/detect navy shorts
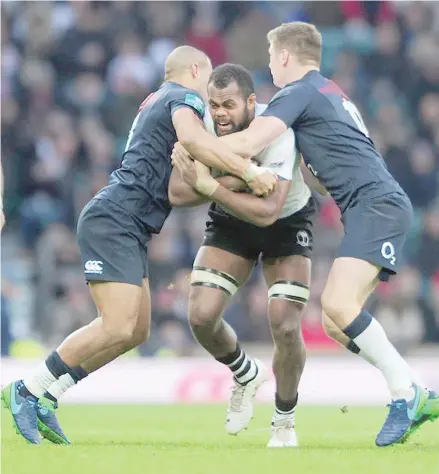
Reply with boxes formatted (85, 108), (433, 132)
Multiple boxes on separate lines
(77, 199), (150, 287)
(203, 197), (316, 261)
(337, 191), (413, 281)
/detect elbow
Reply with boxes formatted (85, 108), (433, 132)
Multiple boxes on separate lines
(168, 189), (185, 207)
(178, 135), (196, 152)
(253, 206), (279, 227)
(256, 214), (277, 227)
(240, 136), (258, 159)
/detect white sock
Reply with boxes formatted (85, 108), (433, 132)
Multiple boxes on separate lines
(47, 374), (76, 401)
(273, 406), (296, 424)
(358, 349), (426, 388)
(23, 362), (57, 398)
(352, 318), (414, 401)
(226, 349), (258, 385)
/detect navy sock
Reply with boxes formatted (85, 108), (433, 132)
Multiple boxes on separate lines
(343, 310), (373, 339)
(45, 351), (72, 379)
(347, 340), (361, 354)
(18, 381), (38, 402)
(44, 391), (58, 403)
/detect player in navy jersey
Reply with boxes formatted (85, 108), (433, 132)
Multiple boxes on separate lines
(1, 46), (277, 445)
(181, 24), (439, 447)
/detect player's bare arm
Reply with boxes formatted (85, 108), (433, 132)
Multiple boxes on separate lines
(172, 109), (276, 197)
(168, 166), (247, 207)
(173, 151), (289, 227)
(218, 115), (288, 159)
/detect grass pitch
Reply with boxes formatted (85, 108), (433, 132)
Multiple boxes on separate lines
(2, 404), (438, 474)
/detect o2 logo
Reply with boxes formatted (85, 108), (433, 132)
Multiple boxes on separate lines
(381, 241), (396, 266)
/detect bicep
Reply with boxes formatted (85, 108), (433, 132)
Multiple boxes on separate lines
(172, 107), (206, 144)
(244, 115), (288, 155)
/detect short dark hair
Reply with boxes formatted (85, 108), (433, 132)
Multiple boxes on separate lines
(208, 63), (255, 99)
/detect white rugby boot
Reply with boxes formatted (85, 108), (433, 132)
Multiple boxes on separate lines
(225, 359), (269, 435)
(267, 416), (298, 448)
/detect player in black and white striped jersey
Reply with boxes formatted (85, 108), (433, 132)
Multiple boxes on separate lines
(170, 64), (324, 447)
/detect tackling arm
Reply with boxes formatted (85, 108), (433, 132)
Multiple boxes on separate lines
(172, 108), (277, 196)
(219, 115), (288, 159)
(168, 167), (248, 207)
(172, 108), (251, 177)
(209, 179), (290, 227)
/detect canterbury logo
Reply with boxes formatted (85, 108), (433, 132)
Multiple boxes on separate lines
(84, 260), (103, 274)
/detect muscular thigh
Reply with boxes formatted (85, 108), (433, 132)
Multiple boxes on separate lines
(190, 246), (254, 316)
(324, 257), (380, 310)
(136, 278), (151, 334)
(89, 281), (143, 326)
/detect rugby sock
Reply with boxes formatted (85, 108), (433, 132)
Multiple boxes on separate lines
(274, 393), (297, 422)
(22, 351), (78, 398)
(343, 310), (414, 401)
(45, 366), (88, 402)
(347, 340), (426, 388)
(216, 345), (258, 385)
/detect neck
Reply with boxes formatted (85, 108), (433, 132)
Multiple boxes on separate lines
(166, 74), (194, 91)
(285, 65), (319, 84)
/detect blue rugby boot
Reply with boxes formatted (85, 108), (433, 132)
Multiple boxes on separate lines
(375, 384), (428, 447)
(404, 390), (439, 441)
(1, 380), (41, 444)
(37, 396), (70, 444)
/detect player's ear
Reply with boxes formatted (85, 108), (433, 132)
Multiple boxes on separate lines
(191, 63), (199, 79)
(247, 93), (256, 110)
(281, 49), (289, 66)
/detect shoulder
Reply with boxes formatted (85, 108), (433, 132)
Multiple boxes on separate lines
(270, 81), (312, 103)
(167, 84), (205, 118)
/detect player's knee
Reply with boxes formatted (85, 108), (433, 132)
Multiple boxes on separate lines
(322, 312), (340, 340)
(131, 324), (150, 346)
(102, 316), (139, 345)
(188, 302), (220, 332)
(320, 289), (343, 320)
(269, 300), (304, 345)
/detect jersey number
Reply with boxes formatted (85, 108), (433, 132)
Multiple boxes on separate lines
(342, 98), (369, 137)
(124, 113), (140, 152)
(124, 93), (156, 152)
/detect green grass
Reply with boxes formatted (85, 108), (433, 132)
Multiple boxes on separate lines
(2, 405), (438, 474)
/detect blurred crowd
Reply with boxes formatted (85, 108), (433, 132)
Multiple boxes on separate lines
(1, 1), (439, 357)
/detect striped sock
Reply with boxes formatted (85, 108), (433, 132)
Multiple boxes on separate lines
(274, 393), (297, 421)
(216, 345), (258, 386)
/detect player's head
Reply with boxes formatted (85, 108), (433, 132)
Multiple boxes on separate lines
(267, 22), (322, 87)
(164, 46), (212, 101)
(207, 63), (256, 136)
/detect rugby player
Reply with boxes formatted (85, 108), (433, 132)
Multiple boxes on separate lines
(178, 24), (439, 447)
(1, 46), (277, 445)
(170, 63), (317, 448)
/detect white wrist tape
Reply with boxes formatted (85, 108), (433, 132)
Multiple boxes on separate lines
(242, 162), (267, 183)
(195, 178), (219, 197)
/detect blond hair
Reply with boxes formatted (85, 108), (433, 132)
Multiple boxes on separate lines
(267, 22), (322, 66)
